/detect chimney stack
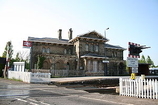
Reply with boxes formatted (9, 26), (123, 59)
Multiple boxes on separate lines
(58, 29), (62, 40)
(68, 28), (73, 40)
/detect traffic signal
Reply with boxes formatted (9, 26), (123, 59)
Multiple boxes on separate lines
(129, 42), (150, 58)
(129, 44), (142, 57)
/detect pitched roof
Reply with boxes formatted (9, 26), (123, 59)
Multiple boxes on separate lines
(105, 43), (126, 50)
(28, 37), (72, 45)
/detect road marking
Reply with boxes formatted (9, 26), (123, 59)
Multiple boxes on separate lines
(15, 98), (50, 105)
(28, 98), (50, 105)
(28, 98), (39, 103)
(40, 101), (50, 105)
(15, 98), (28, 103)
(15, 98), (38, 105)
(80, 96), (134, 105)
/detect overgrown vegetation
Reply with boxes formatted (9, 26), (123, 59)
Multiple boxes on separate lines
(37, 56), (45, 69)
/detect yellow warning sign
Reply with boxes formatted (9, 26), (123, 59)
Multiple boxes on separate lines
(130, 73), (136, 80)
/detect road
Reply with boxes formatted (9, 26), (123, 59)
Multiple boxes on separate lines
(0, 78), (158, 105)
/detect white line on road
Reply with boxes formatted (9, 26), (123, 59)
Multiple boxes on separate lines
(28, 98), (39, 103)
(28, 98), (50, 105)
(15, 98), (50, 105)
(15, 98), (38, 105)
(80, 96), (134, 105)
(15, 98), (28, 103)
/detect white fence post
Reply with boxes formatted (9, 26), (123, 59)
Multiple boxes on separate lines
(155, 80), (158, 99)
(119, 78), (123, 95)
(119, 77), (158, 99)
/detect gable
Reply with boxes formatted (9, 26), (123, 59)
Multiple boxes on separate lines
(69, 31), (108, 43)
(79, 31), (104, 39)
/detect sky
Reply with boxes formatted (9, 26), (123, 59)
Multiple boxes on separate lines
(0, 0), (158, 65)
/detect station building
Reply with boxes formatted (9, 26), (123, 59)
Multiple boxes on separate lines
(28, 29), (126, 76)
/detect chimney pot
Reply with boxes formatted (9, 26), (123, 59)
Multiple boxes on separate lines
(68, 28), (73, 40)
(58, 29), (62, 40)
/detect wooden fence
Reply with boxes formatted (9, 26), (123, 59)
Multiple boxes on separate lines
(119, 78), (158, 99)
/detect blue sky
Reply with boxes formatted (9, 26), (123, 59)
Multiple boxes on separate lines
(0, 0), (158, 65)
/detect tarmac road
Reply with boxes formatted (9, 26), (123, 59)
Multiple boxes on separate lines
(0, 78), (158, 105)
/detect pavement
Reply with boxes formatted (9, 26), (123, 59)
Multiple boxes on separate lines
(49, 76), (127, 85)
(49, 76), (158, 84)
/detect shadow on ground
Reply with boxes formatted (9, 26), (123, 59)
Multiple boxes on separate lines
(59, 84), (119, 95)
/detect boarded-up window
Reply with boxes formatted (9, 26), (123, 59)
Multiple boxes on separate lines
(43, 61), (49, 69)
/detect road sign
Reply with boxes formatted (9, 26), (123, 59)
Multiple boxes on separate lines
(128, 42), (141, 58)
(23, 41), (32, 48)
(102, 60), (109, 63)
(127, 57), (138, 67)
(132, 67), (138, 73)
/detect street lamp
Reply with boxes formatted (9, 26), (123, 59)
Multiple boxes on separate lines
(104, 27), (109, 38)
(104, 27), (109, 76)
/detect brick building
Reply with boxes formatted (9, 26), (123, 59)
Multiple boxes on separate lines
(28, 29), (126, 76)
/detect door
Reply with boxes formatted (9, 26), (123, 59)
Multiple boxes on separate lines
(93, 61), (98, 72)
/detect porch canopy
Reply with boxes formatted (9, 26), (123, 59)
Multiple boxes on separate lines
(81, 53), (106, 59)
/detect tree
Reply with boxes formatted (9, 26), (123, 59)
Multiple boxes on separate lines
(3, 41), (13, 78)
(139, 55), (146, 63)
(2, 41), (13, 59)
(146, 56), (154, 64)
(146, 56), (154, 67)
(15, 52), (21, 61)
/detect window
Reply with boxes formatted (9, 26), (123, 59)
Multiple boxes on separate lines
(90, 44), (93, 52)
(92, 44), (94, 52)
(112, 51), (117, 57)
(42, 47), (50, 54)
(68, 49), (71, 54)
(64, 49), (67, 54)
(112, 51), (114, 57)
(85, 44), (89, 51)
(46, 48), (50, 53)
(115, 52), (117, 57)
(42, 47), (46, 53)
(95, 45), (99, 52)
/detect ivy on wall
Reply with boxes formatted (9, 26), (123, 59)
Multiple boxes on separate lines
(37, 56), (45, 69)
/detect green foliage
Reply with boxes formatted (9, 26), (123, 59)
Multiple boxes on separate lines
(139, 55), (146, 63)
(15, 53), (21, 61)
(2, 41), (13, 59)
(146, 56), (154, 66)
(2, 50), (7, 58)
(138, 55), (155, 67)
(25, 61), (30, 69)
(37, 56), (45, 69)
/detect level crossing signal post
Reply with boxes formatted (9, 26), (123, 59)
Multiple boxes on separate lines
(127, 42), (150, 79)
